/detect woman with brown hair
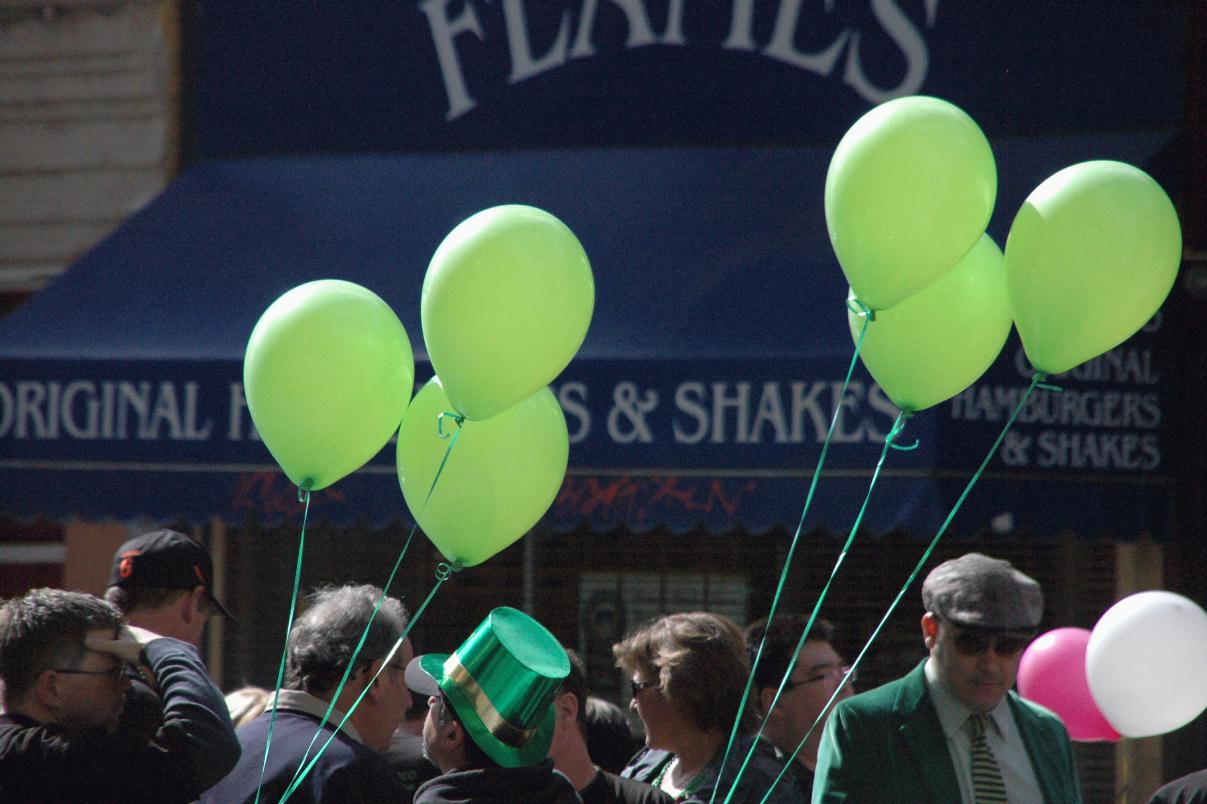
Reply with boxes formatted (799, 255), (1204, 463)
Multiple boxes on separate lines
(615, 612), (803, 804)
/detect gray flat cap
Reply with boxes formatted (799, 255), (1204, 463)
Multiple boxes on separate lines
(921, 553), (1043, 631)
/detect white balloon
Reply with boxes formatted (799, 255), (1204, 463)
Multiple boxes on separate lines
(1086, 591), (1207, 737)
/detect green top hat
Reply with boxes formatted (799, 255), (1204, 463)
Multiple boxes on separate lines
(407, 606), (570, 768)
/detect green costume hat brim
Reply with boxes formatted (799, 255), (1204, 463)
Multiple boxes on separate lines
(417, 652), (557, 768)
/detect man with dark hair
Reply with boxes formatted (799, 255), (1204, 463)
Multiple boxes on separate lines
(742, 615), (854, 798)
(202, 584), (414, 804)
(814, 553), (1082, 802)
(584, 696), (640, 775)
(104, 529), (234, 751)
(549, 647), (670, 803)
(105, 529), (233, 645)
(406, 606), (580, 803)
(0, 587), (239, 803)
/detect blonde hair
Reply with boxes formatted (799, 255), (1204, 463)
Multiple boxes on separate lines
(225, 685), (271, 728)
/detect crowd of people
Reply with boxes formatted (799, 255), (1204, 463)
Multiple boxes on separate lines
(0, 529), (1198, 802)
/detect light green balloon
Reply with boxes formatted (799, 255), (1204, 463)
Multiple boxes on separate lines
(243, 280), (414, 490)
(422, 205), (595, 421)
(1004, 160), (1181, 375)
(397, 378), (569, 568)
(826, 96), (997, 311)
(849, 234), (1011, 412)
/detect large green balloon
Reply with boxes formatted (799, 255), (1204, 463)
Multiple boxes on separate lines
(849, 234), (1011, 412)
(397, 378), (568, 568)
(826, 96), (997, 311)
(1004, 161), (1181, 375)
(422, 205), (595, 421)
(243, 280), (414, 490)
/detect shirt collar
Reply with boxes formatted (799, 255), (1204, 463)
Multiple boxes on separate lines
(271, 689), (363, 743)
(923, 658), (1010, 738)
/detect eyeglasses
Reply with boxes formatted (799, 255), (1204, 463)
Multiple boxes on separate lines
(945, 625), (1033, 658)
(782, 663), (857, 693)
(630, 679), (660, 698)
(52, 663), (128, 680)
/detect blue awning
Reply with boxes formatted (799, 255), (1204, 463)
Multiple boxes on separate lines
(0, 136), (1178, 537)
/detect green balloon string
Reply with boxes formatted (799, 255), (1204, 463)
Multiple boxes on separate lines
(708, 308), (874, 804)
(756, 372), (1049, 804)
(279, 561), (461, 803)
(253, 481), (312, 804)
(721, 407), (911, 804)
(277, 415), (465, 800)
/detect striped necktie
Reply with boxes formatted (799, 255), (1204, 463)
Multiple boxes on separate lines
(969, 713), (1008, 803)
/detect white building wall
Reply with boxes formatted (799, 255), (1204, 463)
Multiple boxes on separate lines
(0, 1), (174, 294)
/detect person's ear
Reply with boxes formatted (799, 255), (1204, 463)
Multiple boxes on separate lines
(758, 686), (779, 720)
(34, 669), (63, 711)
(921, 613), (939, 649)
(362, 658), (387, 701)
(554, 691), (578, 725)
(443, 716), (468, 753)
(179, 586), (207, 624)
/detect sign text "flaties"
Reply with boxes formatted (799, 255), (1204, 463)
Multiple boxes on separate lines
(419, 0), (941, 119)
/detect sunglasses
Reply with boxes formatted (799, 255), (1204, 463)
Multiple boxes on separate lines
(630, 679), (660, 697)
(945, 625), (1033, 658)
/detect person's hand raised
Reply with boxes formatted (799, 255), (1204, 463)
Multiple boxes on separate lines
(84, 625), (163, 666)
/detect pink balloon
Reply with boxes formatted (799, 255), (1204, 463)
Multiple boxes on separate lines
(1017, 627), (1121, 742)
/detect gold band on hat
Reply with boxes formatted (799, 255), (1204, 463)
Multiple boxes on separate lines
(445, 657), (536, 748)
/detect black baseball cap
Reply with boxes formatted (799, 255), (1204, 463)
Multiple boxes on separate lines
(108, 529), (233, 618)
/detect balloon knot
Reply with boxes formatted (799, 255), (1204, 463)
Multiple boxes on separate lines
(298, 480), (313, 501)
(434, 560), (464, 581)
(437, 411), (466, 439)
(845, 297), (875, 321)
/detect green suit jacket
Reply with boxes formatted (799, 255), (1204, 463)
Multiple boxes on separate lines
(812, 661), (1081, 803)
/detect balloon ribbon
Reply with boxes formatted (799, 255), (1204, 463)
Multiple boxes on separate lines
(709, 302), (874, 804)
(721, 407), (911, 804)
(755, 372), (1051, 803)
(272, 413), (465, 801)
(253, 481), (312, 804)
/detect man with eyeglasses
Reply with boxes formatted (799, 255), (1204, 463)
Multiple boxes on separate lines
(202, 584), (413, 803)
(743, 616), (855, 799)
(813, 553), (1082, 803)
(0, 587), (239, 803)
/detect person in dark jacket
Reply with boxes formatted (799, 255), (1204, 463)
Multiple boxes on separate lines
(104, 529), (234, 756)
(0, 587), (239, 803)
(614, 611), (802, 803)
(406, 606), (581, 803)
(1150, 768), (1207, 803)
(742, 615), (855, 799)
(202, 584), (414, 804)
(549, 648), (671, 803)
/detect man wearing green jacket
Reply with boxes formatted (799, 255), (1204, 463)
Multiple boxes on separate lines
(813, 553), (1081, 803)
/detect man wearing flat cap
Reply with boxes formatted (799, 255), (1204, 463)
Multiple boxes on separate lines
(813, 553), (1081, 803)
(406, 606), (581, 803)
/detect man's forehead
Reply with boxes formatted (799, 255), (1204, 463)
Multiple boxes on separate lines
(793, 640), (842, 670)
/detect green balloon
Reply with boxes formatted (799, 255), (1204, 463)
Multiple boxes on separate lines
(850, 234), (1011, 412)
(243, 280), (414, 490)
(397, 378), (568, 568)
(1004, 161), (1181, 375)
(826, 96), (997, 311)
(422, 205), (595, 421)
